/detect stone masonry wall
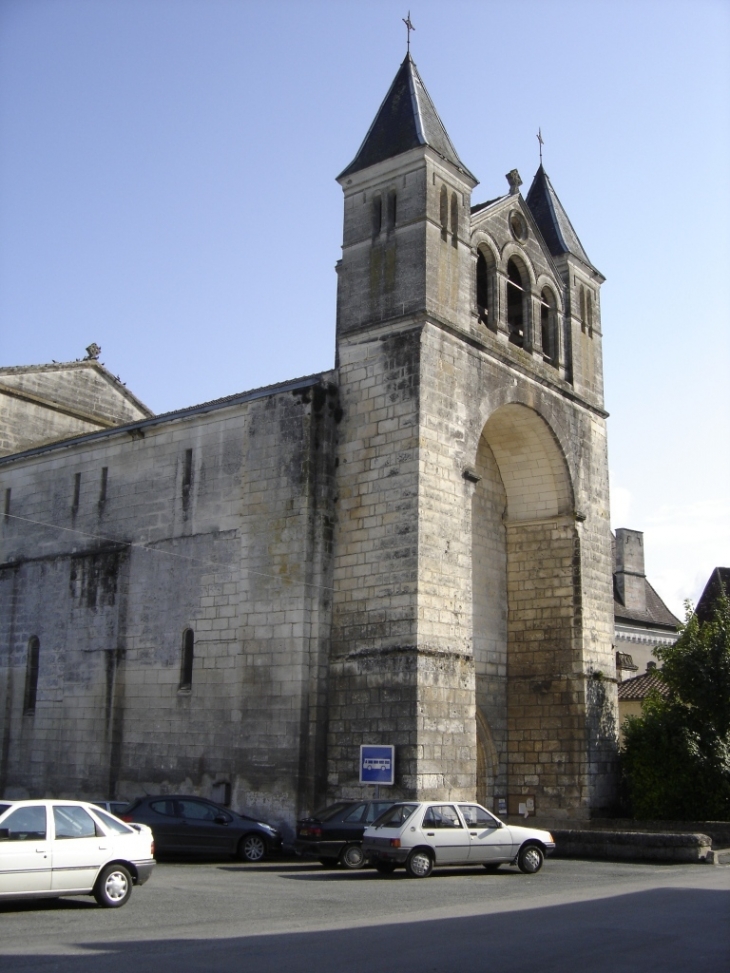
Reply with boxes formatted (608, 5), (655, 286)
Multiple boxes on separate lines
(418, 317), (616, 820)
(0, 376), (338, 833)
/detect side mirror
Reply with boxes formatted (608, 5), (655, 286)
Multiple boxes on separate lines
(215, 815), (228, 825)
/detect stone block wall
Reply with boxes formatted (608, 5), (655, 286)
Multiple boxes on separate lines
(0, 375), (338, 831)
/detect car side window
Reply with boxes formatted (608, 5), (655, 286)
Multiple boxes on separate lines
(365, 802), (394, 823)
(150, 800), (178, 817)
(373, 804), (417, 828)
(460, 805), (498, 828)
(53, 806), (98, 839)
(423, 805), (462, 829)
(179, 800), (221, 821)
(0, 805), (47, 840)
(342, 804), (367, 823)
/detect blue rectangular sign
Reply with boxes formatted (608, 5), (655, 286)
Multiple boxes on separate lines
(360, 745), (394, 785)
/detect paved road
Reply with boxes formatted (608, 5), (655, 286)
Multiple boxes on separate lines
(1, 857), (728, 972)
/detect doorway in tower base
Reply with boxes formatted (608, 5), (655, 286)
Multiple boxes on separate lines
(472, 403), (584, 815)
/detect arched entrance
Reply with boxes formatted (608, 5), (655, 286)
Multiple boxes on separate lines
(472, 403), (578, 815)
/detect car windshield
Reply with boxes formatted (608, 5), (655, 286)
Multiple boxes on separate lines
(311, 802), (352, 822)
(372, 804), (418, 828)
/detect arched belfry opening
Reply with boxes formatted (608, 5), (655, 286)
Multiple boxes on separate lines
(472, 404), (580, 814)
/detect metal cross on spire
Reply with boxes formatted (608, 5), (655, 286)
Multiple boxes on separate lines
(537, 128), (544, 164)
(403, 11), (415, 52)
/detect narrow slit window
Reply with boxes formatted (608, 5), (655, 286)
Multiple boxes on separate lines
(182, 449), (193, 493)
(180, 629), (194, 690)
(450, 192), (458, 246)
(440, 186), (448, 239)
(587, 291), (594, 338)
(24, 637), (40, 713)
(72, 473), (81, 514)
(372, 195), (382, 236)
(387, 190), (397, 228)
(99, 467), (108, 504)
(3, 487), (10, 522)
(580, 286), (586, 333)
(507, 259), (526, 348)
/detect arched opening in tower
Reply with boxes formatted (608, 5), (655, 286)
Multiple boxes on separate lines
(471, 403), (580, 816)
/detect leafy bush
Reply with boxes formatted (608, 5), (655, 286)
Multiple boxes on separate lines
(621, 595), (730, 820)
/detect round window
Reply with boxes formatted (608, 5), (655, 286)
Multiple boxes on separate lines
(509, 210), (528, 241)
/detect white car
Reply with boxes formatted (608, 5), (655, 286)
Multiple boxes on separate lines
(0, 799), (155, 907)
(362, 801), (555, 878)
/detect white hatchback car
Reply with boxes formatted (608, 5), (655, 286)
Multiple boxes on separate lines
(0, 799), (155, 907)
(362, 801), (555, 878)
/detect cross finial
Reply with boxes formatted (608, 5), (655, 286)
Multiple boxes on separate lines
(537, 128), (544, 164)
(403, 11), (415, 53)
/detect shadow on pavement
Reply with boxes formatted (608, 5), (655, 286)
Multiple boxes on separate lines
(2, 886), (729, 973)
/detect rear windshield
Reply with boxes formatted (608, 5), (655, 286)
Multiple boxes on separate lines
(311, 802), (352, 822)
(91, 807), (134, 835)
(372, 804), (418, 828)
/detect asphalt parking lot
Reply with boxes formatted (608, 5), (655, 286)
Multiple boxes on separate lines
(1, 857), (728, 973)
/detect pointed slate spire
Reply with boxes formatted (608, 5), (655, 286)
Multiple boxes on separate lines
(338, 54), (475, 181)
(526, 165), (594, 269)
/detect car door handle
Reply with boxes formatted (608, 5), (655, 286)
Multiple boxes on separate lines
(470, 832), (478, 836)
(426, 832), (435, 836)
(98, 845), (108, 850)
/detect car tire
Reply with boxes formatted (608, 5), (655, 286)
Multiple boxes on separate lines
(339, 844), (366, 870)
(93, 864), (133, 908)
(405, 849), (433, 879)
(375, 862), (397, 875)
(517, 844), (544, 874)
(238, 834), (267, 863)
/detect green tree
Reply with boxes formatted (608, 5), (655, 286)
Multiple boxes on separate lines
(621, 595), (730, 820)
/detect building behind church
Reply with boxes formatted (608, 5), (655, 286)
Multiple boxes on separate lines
(2, 54), (630, 832)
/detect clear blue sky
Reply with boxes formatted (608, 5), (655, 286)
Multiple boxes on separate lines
(1, 0), (728, 615)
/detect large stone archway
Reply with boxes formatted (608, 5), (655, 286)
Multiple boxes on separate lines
(472, 403), (583, 817)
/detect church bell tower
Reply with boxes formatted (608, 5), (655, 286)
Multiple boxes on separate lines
(327, 52), (617, 821)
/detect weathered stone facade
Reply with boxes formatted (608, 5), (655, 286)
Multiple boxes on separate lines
(0, 54), (618, 832)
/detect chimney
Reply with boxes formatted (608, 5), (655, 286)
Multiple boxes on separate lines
(615, 528), (646, 613)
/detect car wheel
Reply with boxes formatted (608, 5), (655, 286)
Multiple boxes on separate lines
(517, 844), (544, 874)
(93, 864), (133, 908)
(239, 834), (267, 863)
(340, 844), (366, 870)
(405, 849), (433, 879)
(375, 862), (397, 875)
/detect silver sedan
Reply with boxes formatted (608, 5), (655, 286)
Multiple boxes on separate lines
(362, 801), (555, 878)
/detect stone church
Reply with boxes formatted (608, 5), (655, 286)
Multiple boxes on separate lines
(0, 54), (618, 832)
